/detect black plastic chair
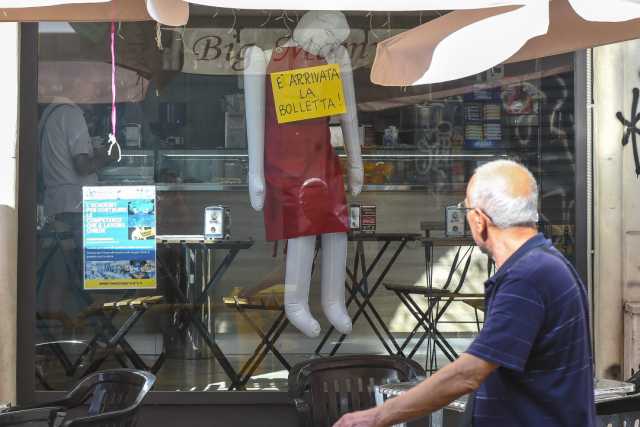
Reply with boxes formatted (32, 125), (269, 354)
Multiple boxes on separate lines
(288, 355), (426, 427)
(18, 369), (155, 427)
(596, 393), (640, 427)
(0, 407), (65, 427)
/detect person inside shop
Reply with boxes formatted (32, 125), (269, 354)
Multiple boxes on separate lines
(333, 159), (595, 427)
(38, 77), (117, 313)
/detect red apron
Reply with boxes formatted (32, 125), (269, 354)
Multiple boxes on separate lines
(263, 46), (349, 242)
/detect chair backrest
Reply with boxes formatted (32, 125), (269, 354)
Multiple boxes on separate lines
(0, 407), (64, 427)
(289, 355), (425, 427)
(60, 369), (155, 427)
(596, 393), (640, 427)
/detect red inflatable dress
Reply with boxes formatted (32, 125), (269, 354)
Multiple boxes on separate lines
(263, 46), (349, 242)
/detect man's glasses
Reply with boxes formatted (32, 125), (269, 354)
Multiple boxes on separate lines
(454, 201), (494, 223)
(454, 201), (475, 213)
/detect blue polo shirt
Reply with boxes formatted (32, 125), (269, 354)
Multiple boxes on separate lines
(466, 233), (595, 426)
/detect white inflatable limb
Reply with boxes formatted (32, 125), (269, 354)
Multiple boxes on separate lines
(320, 232), (352, 335)
(243, 45), (267, 211)
(332, 45), (364, 197)
(284, 235), (321, 338)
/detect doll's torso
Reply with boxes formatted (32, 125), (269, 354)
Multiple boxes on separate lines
(262, 46), (349, 241)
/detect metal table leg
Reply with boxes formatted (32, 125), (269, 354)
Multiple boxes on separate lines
(234, 309), (290, 389)
(314, 241), (392, 355)
(157, 246), (243, 385)
(82, 308), (150, 375)
(321, 239), (411, 356)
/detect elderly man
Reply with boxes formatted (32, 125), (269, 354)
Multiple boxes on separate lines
(334, 160), (595, 427)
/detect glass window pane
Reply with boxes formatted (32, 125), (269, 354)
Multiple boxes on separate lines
(34, 11), (578, 392)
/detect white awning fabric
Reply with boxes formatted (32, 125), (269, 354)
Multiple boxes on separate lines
(371, 0), (640, 86)
(5, 0), (640, 24)
(4, 0), (640, 85)
(0, 0), (149, 22)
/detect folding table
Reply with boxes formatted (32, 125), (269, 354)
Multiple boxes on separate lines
(156, 235), (254, 387)
(36, 228), (153, 385)
(385, 237), (491, 373)
(222, 289), (290, 389)
(314, 232), (423, 357)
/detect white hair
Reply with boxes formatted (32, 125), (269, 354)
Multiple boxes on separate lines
(468, 160), (539, 229)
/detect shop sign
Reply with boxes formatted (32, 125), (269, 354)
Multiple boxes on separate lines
(180, 28), (401, 75)
(270, 63), (347, 123)
(82, 186), (157, 290)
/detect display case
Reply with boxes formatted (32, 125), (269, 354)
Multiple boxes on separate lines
(155, 150), (249, 191)
(99, 148), (508, 192)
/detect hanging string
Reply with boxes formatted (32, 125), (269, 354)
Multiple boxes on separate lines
(211, 7), (220, 22)
(382, 12), (391, 35)
(155, 22), (163, 50)
(274, 10), (294, 37)
(108, 21), (121, 162)
(258, 10), (272, 27)
(227, 8), (238, 35)
(367, 12), (379, 41)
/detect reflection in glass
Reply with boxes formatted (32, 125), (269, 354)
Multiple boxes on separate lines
(34, 12), (578, 392)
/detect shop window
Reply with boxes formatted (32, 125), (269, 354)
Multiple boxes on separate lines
(34, 12), (577, 392)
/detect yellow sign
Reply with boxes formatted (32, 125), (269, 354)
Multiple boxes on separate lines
(270, 63), (347, 124)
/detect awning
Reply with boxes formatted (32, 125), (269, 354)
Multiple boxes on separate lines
(5, 0), (640, 24)
(4, 0), (640, 87)
(0, 0), (150, 22)
(0, 0), (530, 24)
(372, 0), (640, 86)
(38, 21), (180, 90)
(39, 61), (149, 103)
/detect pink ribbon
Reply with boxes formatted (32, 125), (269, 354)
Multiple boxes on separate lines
(107, 21), (121, 162)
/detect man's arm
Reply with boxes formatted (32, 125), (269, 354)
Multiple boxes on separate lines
(72, 146), (116, 176)
(333, 353), (497, 427)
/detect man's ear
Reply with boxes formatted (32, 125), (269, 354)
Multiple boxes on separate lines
(476, 210), (492, 241)
(469, 209), (489, 240)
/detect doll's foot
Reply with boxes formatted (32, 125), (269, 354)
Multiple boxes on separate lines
(324, 305), (353, 335)
(285, 304), (321, 338)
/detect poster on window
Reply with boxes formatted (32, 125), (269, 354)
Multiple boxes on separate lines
(83, 186), (157, 290)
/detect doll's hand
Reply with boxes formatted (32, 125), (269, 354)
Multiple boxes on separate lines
(348, 165), (364, 196)
(249, 172), (266, 211)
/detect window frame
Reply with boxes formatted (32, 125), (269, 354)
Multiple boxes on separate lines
(16, 22), (592, 404)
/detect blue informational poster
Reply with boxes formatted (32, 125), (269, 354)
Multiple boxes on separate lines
(83, 186), (157, 290)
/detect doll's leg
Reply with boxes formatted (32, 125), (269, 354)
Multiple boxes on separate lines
(320, 232), (352, 335)
(285, 235), (321, 337)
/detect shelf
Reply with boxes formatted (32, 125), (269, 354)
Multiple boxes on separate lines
(155, 183), (467, 193)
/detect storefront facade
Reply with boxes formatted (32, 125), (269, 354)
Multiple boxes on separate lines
(0, 7), (596, 425)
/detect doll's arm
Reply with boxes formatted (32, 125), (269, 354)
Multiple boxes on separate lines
(334, 46), (364, 196)
(243, 46), (268, 210)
